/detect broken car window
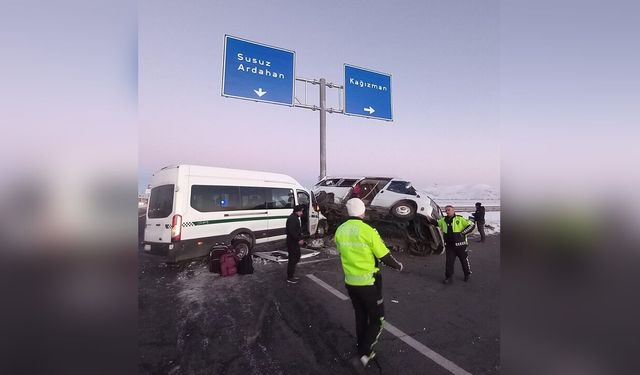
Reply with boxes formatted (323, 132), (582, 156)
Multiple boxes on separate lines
(386, 181), (417, 196)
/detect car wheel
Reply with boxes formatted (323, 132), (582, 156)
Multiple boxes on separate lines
(391, 201), (416, 220)
(231, 238), (251, 260)
(409, 242), (429, 256)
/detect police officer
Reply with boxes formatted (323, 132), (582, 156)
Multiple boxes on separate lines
(335, 198), (403, 374)
(438, 205), (475, 284)
(285, 204), (305, 284)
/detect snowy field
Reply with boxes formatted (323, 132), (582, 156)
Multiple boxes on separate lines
(418, 183), (499, 200)
(481, 211), (501, 235)
(417, 183), (501, 234)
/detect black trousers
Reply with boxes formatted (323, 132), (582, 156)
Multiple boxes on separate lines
(477, 221), (486, 241)
(346, 274), (385, 357)
(287, 244), (300, 279)
(445, 245), (471, 278)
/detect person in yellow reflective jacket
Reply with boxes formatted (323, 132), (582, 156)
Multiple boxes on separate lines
(437, 205), (476, 284)
(335, 198), (403, 374)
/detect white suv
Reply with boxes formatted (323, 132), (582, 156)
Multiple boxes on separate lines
(312, 176), (444, 255)
(312, 176), (442, 222)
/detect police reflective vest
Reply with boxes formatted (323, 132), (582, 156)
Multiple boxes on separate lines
(437, 215), (475, 247)
(335, 219), (390, 286)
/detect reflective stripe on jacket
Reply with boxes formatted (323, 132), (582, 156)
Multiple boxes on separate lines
(437, 215), (475, 247)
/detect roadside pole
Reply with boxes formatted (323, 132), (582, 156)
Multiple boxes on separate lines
(293, 76), (343, 181)
(319, 78), (327, 180)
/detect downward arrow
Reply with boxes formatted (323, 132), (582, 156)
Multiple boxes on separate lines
(254, 88), (267, 97)
(364, 106), (375, 114)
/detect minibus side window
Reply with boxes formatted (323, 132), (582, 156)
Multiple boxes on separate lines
(191, 185), (240, 212)
(267, 188), (294, 209)
(240, 187), (267, 210)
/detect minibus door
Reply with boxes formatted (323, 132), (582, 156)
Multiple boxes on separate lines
(296, 190), (319, 236)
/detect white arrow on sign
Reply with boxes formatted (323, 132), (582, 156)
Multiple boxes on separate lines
(364, 106), (375, 114)
(254, 88), (267, 97)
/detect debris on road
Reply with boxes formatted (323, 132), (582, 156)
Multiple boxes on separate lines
(306, 238), (326, 249)
(253, 248), (320, 263)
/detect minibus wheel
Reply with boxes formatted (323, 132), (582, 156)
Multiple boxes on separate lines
(231, 238), (251, 260)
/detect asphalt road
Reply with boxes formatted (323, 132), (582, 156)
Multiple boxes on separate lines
(139, 233), (500, 374)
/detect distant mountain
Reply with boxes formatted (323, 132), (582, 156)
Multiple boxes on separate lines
(417, 183), (500, 200)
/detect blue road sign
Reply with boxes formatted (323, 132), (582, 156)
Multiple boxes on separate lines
(344, 64), (392, 121)
(222, 35), (295, 106)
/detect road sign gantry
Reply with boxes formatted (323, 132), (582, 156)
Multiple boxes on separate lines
(221, 35), (394, 179)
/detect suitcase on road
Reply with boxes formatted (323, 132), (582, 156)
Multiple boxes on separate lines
(209, 246), (231, 274)
(237, 252), (254, 275)
(220, 253), (237, 276)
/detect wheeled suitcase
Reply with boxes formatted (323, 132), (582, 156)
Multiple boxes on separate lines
(209, 246), (230, 274)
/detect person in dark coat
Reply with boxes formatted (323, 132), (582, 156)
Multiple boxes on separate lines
(285, 204), (306, 283)
(472, 202), (486, 242)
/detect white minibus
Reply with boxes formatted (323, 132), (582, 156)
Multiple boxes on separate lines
(143, 165), (323, 262)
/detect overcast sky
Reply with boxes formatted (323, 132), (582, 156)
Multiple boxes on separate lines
(139, 0), (500, 191)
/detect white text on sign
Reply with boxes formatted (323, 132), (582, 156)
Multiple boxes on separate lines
(236, 53), (286, 79)
(349, 78), (388, 91)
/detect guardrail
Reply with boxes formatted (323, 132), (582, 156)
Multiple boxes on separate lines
(443, 206), (500, 213)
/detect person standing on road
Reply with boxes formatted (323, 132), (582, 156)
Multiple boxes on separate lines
(472, 202), (486, 242)
(285, 204), (306, 284)
(335, 198), (403, 374)
(438, 205), (475, 284)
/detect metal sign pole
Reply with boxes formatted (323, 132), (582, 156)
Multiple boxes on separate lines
(319, 78), (327, 180)
(293, 77), (344, 181)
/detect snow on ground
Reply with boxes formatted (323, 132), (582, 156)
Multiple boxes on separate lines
(417, 183), (500, 207)
(417, 183), (501, 234)
(483, 211), (501, 235)
(418, 183), (500, 200)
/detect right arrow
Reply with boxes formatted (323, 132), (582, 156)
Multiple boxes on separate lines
(364, 106), (375, 114)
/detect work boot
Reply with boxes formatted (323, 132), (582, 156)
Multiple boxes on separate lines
(443, 277), (453, 285)
(464, 274), (470, 282)
(348, 356), (367, 375)
(287, 277), (299, 284)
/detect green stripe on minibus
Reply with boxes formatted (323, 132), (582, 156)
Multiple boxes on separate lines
(187, 215), (290, 227)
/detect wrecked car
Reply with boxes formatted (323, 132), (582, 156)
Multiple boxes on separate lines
(312, 176), (445, 256)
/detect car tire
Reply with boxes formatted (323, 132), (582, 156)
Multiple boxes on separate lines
(231, 237), (251, 260)
(409, 242), (429, 256)
(391, 201), (416, 220)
